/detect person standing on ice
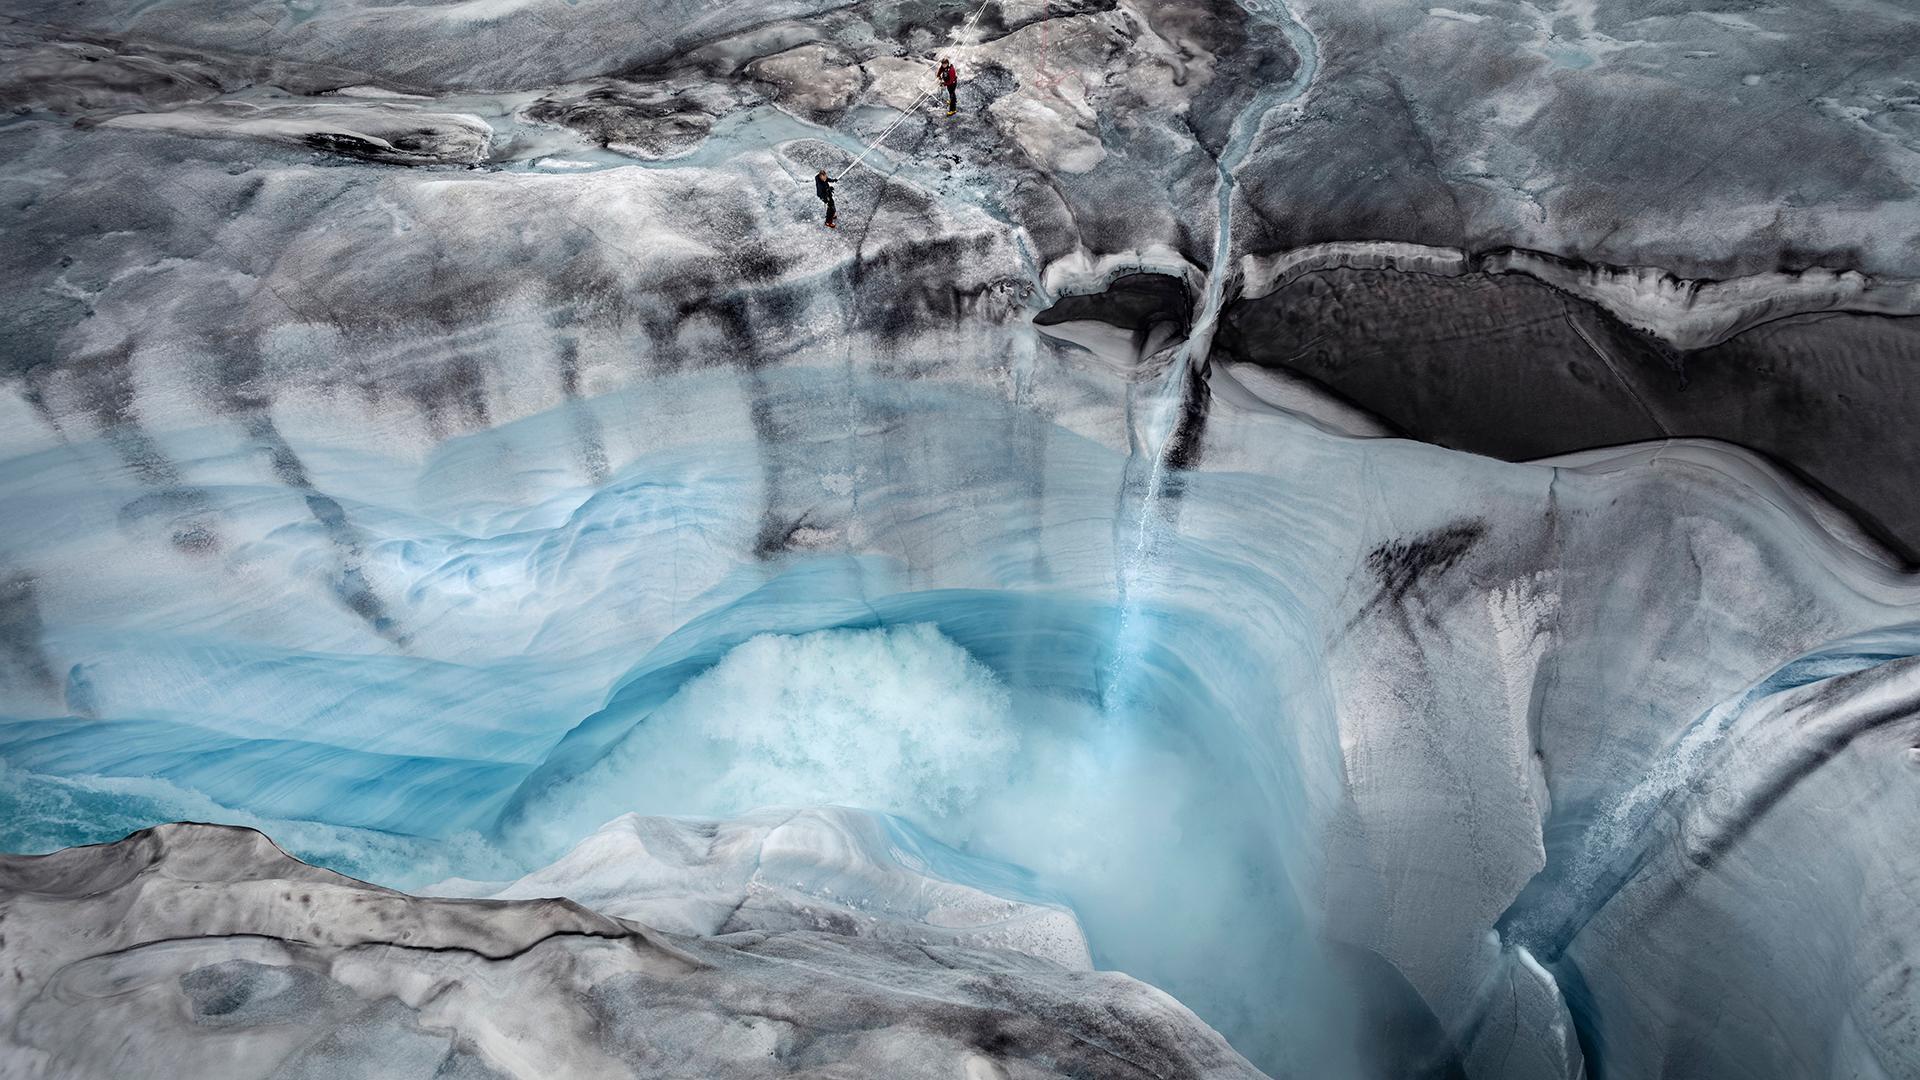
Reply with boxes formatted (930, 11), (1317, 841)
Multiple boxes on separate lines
(815, 169), (837, 228)
(937, 58), (959, 115)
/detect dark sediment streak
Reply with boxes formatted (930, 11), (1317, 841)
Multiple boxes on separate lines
(1218, 266), (1920, 564)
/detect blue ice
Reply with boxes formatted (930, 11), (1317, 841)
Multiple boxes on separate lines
(0, 364), (1377, 1074)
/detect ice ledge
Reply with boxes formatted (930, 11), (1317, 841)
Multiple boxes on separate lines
(421, 806), (1096, 970)
(0, 822), (1258, 1080)
(100, 102), (494, 165)
(1239, 242), (1920, 351)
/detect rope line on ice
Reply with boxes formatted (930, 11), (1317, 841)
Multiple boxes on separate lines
(834, 0), (995, 181)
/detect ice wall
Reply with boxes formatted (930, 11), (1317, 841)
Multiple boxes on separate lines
(6, 328), (1918, 1075)
(0, 354), (1363, 1072)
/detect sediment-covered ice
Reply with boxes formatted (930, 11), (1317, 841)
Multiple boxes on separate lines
(3, 0), (1920, 1075)
(102, 101), (495, 165)
(0, 823), (1253, 1079)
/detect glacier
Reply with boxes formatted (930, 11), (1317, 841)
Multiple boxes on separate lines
(3, 0), (1920, 1076)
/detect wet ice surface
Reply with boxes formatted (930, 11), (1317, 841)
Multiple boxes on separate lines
(3, 0), (1920, 1076)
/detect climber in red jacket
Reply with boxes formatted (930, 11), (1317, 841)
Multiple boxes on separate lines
(937, 58), (959, 115)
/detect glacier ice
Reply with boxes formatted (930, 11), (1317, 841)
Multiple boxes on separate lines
(7, 337), (1917, 1077)
(0, 823), (1261, 1079)
(3, 0), (1920, 1075)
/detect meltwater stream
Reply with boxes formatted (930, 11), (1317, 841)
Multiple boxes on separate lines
(499, 588), (1346, 1073)
(1107, 0), (1319, 707)
(0, 356), (1395, 1077)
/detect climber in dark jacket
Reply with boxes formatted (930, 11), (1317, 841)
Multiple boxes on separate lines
(938, 58), (958, 115)
(815, 169), (836, 228)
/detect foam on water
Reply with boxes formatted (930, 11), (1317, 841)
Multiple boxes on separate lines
(504, 601), (1349, 1075)
(572, 623), (1020, 819)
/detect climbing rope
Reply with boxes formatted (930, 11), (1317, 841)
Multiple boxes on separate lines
(833, 0), (995, 180)
(835, 88), (935, 180)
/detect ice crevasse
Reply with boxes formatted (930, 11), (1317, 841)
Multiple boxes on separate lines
(4, 329), (1919, 1076)
(2, 0), (1920, 1072)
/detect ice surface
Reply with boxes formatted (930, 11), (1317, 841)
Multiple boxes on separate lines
(3, 0), (1920, 1075)
(0, 823), (1260, 1079)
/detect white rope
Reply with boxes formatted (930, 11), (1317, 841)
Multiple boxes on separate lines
(954, 0), (995, 38)
(835, 87), (935, 180)
(833, 0), (994, 181)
